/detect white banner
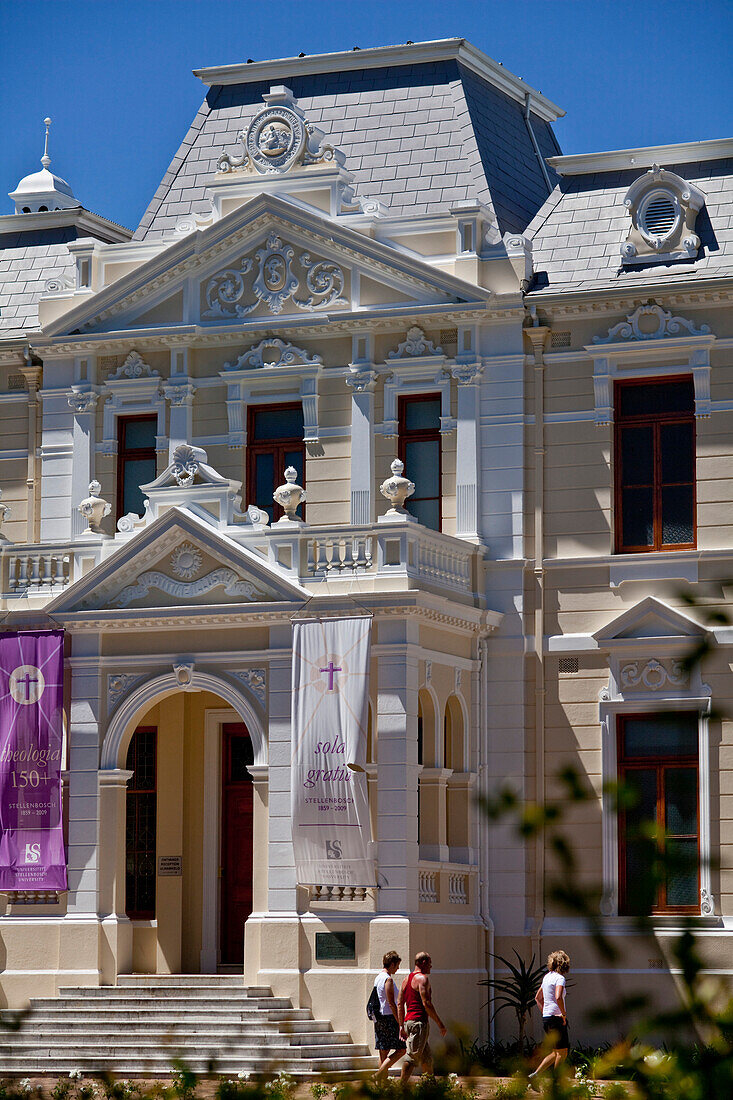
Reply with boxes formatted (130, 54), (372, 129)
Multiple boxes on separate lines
(291, 617), (376, 886)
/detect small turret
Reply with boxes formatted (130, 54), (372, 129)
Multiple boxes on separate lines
(8, 118), (81, 214)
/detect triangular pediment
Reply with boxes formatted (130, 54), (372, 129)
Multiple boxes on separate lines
(44, 194), (487, 338)
(593, 597), (706, 644)
(45, 507), (309, 618)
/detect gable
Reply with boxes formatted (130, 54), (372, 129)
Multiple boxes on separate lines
(44, 195), (487, 338)
(593, 596), (705, 644)
(45, 506), (308, 618)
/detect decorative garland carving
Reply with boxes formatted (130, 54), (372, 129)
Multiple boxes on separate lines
(107, 673), (146, 714)
(111, 567), (268, 609)
(619, 658), (689, 691)
(593, 302), (711, 344)
(204, 234), (347, 319)
(223, 338), (322, 372)
(388, 327), (443, 359)
(229, 668), (267, 707)
(107, 351), (159, 380)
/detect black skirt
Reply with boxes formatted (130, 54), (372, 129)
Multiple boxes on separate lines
(374, 1011), (406, 1051)
(543, 1016), (569, 1049)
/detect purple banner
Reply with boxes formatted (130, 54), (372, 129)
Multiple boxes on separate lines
(0, 631), (66, 890)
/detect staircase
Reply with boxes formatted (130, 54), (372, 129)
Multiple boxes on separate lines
(0, 976), (377, 1077)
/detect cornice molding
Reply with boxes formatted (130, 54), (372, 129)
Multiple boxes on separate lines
(547, 137), (733, 176)
(528, 285), (733, 321)
(193, 39), (565, 123)
(0, 207), (131, 242)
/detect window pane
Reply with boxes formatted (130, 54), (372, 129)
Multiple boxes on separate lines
(229, 735), (254, 781)
(123, 458), (156, 517)
(624, 767), (658, 826)
(409, 498), (440, 530)
(621, 486), (653, 547)
(625, 838), (657, 914)
(404, 398), (441, 431)
(284, 449), (304, 482)
(618, 379), (694, 417)
(661, 422), (694, 483)
(621, 425), (653, 485)
(665, 838), (698, 906)
(123, 418), (157, 450)
(665, 767), (697, 835)
(622, 713), (698, 758)
(254, 452), (275, 520)
(661, 485), (694, 545)
(252, 406), (303, 441)
(405, 439), (440, 496)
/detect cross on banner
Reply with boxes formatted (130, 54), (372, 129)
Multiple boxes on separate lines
(18, 672), (39, 702)
(319, 660), (342, 691)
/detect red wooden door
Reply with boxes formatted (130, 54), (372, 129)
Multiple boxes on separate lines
(220, 723), (254, 966)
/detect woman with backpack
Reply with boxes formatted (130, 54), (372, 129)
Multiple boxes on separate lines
(369, 950), (406, 1079)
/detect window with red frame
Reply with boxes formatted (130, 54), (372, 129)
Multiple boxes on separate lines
(615, 377), (695, 553)
(618, 712), (699, 915)
(246, 403), (305, 524)
(398, 394), (441, 531)
(117, 415), (157, 521)
(125, 726), (157, 920)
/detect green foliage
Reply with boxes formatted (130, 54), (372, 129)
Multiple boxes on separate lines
(309, 1086), (329, 1100)
(478, 951), (545, 1047)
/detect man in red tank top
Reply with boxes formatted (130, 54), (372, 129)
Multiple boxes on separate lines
(397, 951), (447, 1080)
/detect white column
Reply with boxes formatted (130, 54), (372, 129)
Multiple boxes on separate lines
(39, 358), (75, 542)
(164, 348), (195, 459)
(66, 635), (102, 915)
(376, 622), (420, 914)
(452, 363), (483, 541)
(346, 367), (378, 525)
(68, 388), (99, 539)
(267, 627), (297, 912)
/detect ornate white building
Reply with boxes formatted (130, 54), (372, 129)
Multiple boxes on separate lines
(0, 39), (731, 1070)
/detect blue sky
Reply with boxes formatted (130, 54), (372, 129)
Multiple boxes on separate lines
(1, 0), (731, 231)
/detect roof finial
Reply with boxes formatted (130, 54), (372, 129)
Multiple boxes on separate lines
(41, 118), (52, 169)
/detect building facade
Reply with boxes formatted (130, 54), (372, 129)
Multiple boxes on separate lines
(0, 39), (731, 1048)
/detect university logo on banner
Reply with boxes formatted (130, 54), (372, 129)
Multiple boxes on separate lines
(0, 631), (67, 890)
(291, 617), (376, 886)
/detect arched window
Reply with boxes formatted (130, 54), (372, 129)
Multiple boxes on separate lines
(444, 695), (464, 771)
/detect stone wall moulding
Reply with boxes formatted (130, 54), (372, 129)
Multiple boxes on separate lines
(228, 668), (267, 708)
(203, 233), (347, 318)
(107, 351), (160, 381)
(222, 338), (322, 372)
(619, 658), (689, 692)
(107, 672), (147, 714)
(217, 86), (341, 176)
(111, 567), (268, 609)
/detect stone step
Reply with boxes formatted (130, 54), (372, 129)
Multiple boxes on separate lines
(59, 987), (285, 1002)
(13, 975), (373, 1076)
(55, 994), (294, 1008)
(0, 1055), (378, 1076)
(21, 1027), (356, 1046)
(27, 1015), (332, 1033)
(116, 975), (254, 988)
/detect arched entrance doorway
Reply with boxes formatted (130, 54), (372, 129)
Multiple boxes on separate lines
(103, 676), (266, 974)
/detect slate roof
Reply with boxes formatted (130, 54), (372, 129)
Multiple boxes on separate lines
(134, 59), (561, 241)
(0, 225), (77, 338)
(526, 157), (733, 297)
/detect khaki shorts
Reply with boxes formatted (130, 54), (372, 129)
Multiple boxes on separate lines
(404, 1018), (432, 1068)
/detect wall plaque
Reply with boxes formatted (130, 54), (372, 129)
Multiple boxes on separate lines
(315, 931), (356, 961)
(158, 856), (182, 877)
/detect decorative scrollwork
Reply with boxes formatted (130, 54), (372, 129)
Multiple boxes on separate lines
(619, 658), (689, 691)
(171, 444), (202, 487)
(293, 255), (347, 311)
(388, 327), (443, 359)
(203, 236), (347, 319)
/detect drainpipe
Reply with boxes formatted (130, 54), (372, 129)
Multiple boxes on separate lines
(524, 94), (553, 195)
(478, 630), (495, 1040)
(525, 319), (549, 970)
(20, 348), (42, 544)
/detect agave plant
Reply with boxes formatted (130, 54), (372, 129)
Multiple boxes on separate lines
(479, 950), (546, 1049)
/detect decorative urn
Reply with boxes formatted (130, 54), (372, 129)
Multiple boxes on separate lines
(78, 480), (111, 535)
(273, 466), (306, 523)
(379, 458), (415, 518)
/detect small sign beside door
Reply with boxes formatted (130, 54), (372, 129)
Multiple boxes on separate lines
(158, 856), (183, 877)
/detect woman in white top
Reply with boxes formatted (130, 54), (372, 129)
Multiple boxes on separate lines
(528, 949), (571, 1091)
(373, 950), (406, 1079)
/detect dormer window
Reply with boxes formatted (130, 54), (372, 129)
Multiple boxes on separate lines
(638, 189), (679, 247)
(621, 165), (705, 265)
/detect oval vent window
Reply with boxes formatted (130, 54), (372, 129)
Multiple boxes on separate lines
(642, 193), (677, 239)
